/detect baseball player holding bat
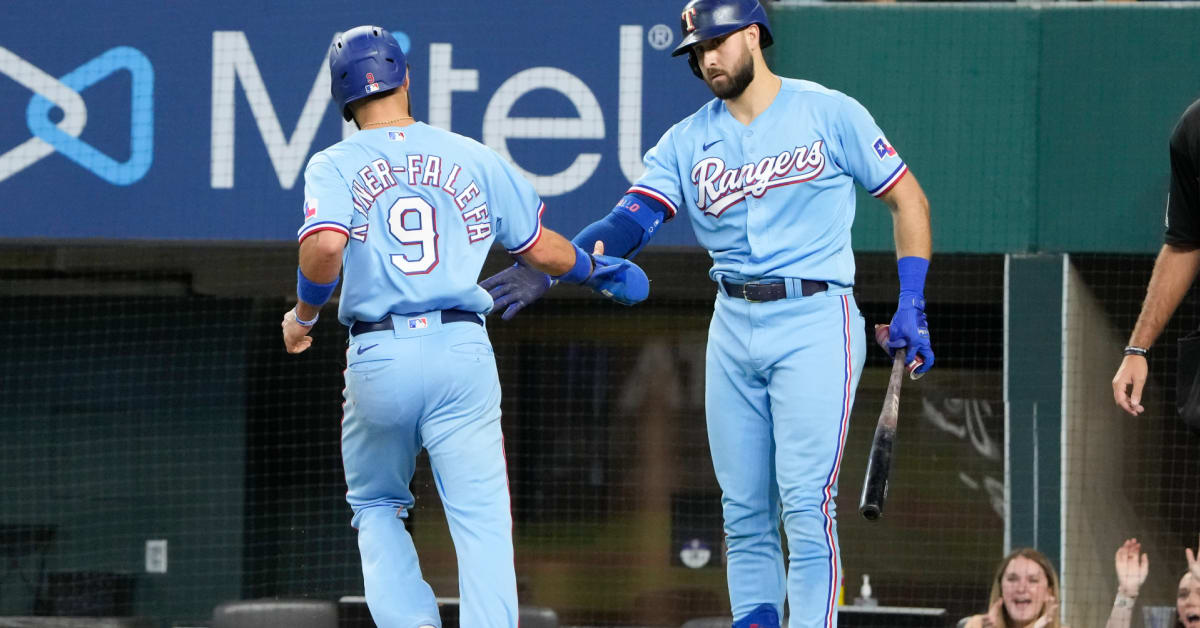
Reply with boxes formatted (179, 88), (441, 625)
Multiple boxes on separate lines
(281, 26), (648, 628)
(481, 1), (933, 625)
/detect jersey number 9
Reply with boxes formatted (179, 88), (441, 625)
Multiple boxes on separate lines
(386, 196), (439, 275)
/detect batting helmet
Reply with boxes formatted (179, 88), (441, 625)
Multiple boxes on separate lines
(671, 0), (774, 79)
(329, 26), (408, 122)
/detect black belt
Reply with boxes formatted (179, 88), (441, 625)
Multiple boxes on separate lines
(721, 278), (828, 302)
(350, 309), (482, 336)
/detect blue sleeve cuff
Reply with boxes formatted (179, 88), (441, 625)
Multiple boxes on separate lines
(297, 267), (340, 306)
(552, 244), (593, 284)
(897, 256), (929, 296)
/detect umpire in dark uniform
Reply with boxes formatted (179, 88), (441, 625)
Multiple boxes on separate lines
(1113, 98), (1200, 416)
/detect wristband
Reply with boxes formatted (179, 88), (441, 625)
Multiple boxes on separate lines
(1123, 346), (1148, 357)
(897, 256), (930, 297)
(1113, 593), (1136, 609)
(552, 244), (594, 285)
(292, 307), (318, 327)
(297, 267), (339, 306)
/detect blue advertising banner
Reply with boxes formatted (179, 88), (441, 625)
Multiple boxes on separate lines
(1, 1), (711, 244)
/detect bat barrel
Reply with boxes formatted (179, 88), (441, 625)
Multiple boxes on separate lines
(858, 424), (894, 520)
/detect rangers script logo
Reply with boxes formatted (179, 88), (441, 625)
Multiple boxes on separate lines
(691, 140), (826, 217)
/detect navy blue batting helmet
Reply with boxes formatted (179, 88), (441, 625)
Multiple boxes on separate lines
(671, 0), (773, 79)
(329, 26), (408, 121)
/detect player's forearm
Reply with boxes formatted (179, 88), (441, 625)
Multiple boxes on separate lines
(571, 195), (669, 260)
(295, 231), (347, 319)
(883, 174), (932, 259)
(1128, 243), (1200, 348)
(521, 228), (584, 276)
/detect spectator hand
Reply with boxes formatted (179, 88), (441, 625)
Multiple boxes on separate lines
(1115, 538), (1149, 597)
(1188, 533), (1200, 582)
(980, 598), (1003, 628)
(1032, 597), (1058, 628)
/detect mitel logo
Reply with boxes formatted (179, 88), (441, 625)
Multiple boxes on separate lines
(0, 46), (154, 185)
(211, 24), (664, 196)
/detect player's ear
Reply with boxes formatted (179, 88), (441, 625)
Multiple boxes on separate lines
(402, 65), (411, 90)
(744, 24), (759, 51)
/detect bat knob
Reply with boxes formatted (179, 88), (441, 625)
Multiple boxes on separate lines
(873, 324), (891, 352)
(860, 504), (882, 521)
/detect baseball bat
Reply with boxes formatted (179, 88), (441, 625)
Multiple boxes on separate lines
(859, 324), (922, 521)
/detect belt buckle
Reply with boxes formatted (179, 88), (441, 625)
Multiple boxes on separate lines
(742, 282), (763, 303)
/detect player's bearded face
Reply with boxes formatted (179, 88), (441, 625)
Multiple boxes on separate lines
(700, 34), (754, 100)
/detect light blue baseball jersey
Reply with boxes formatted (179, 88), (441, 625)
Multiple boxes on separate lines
(630, 78), (907, 285)
(298, 123), (545, 325)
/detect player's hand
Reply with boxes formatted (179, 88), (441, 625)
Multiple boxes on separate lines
(1031, 597), (1058, 628)
(1112, 355), (1148, 416)
(281, 308), (314, 354)
(582, 240), (649, 306)
(1115, 538), (1149, 597)
(480, 258), (554, 321)
(887, 292), (933, 376)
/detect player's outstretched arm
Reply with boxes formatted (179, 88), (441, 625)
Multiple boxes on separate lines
(1112, 243), (1200, 415)
(282, 230), (347, 354)
(482, 196), (667, 319)
(880, 172), (934, 376)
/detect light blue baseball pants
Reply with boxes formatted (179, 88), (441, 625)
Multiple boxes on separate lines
(706, 288), (866, 627)
(341, 312), (517, 628)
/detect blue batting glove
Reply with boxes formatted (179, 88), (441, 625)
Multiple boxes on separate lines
(582, 253), (649, 306)
(887, 291), (934, 374)
(479, 262), (554, 321)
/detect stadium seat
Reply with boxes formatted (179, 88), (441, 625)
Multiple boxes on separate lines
(518, 606), (559, 628)
(211, 598), (336, 628)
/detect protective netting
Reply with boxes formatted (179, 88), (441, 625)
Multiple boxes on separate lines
(2, 2), (1200, 627)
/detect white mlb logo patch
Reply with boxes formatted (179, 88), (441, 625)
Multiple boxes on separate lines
(365, 82), (380, 94)
(387, 131), (405, 142)
(407, 317), (428, 329)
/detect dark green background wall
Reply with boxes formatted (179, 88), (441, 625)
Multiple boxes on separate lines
(767, 4), (1200, 254)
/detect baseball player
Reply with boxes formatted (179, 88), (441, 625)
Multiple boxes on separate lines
(280, 26), (649, 628)
(1112, 96), (1200, 417)
(481, 1), (933, 626)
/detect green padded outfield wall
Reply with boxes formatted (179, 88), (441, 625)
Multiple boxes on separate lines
(766, 4), (1200, 254)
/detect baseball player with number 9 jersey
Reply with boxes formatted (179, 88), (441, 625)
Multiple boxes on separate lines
(481, 1), (934, 626)
(281, 25), (649, 628)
